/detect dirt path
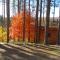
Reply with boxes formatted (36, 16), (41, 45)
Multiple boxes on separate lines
(0, 44), (60, 60)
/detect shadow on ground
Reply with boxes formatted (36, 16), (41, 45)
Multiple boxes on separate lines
(0, 44), (60, 60)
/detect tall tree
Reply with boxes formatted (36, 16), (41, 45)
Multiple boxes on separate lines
(58, 5), (60, 45)
(6, 0), (10, 43)
(53, 0), (56, 22)
(35, 0), (39, 43)
(2, 0), (5, 42)
(23, 0), (26, 42)
(28, 0), (30, 42)
(43, 0), (45, 24)
(45, 0), (51, 45)
(17, 0), (20, 42)
(2, 0), (6, 27)
(13, 0), (16, 15)
(38, 0), (42, 43)
(18, 0), (20, 13)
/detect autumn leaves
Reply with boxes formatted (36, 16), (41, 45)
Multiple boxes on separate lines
(9, 12), (35, 42)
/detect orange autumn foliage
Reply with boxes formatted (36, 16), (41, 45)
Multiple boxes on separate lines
(9, 12), (58, 44)
(9, 12), (35, 40)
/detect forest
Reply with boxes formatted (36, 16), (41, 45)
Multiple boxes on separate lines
(0, 0), (60, 45)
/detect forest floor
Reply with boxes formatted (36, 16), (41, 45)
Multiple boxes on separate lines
(0, 43), (60, 60)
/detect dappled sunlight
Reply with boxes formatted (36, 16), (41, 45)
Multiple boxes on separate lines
(0, 44), (59, 60)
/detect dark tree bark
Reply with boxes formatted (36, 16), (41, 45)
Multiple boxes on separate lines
(35, 0), (39, 43)
(45, 0), (51, 45)
(23, 0), (26, 42)
(2, 0), (5, 42)
(38, 0), (42, 43)
(28, 0), (30, 42)
(6, 0), (10, 43)
(13, 0), (16, 15)
(58, 6), (60, 45)
(17, 0), (20, 42)
(53, 0), (56, 22)
(3, 0), (5, 23)
(18, 0), (20, 13)
(2, 0), (6, 27)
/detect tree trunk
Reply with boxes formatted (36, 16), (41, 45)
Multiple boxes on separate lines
(43, 0), (45, 24)
(18, 0), (20, 13)
(6, 0), (10, 43)
(35, 0), (39, 43)
(28, 0), (30, 42)
(38, 0), (42, 43)
(45, 0), (51, 45)
(23, 0), (26, 42)
(53, 0), (55, 22)
(13, 0), (16, 15)
(58, 6), (60, 45)
(2, 0), (5, 42)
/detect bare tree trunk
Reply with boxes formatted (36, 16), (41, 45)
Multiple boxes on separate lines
(53, 0), (55, 22)
(43, 0), (45, 24)
(17, 0), (20, 42)
(23, 0), (26, 42)
(3, 0), (5, 26)
(6, 0), (10, 43)
(45, 0), (51, 45)
(18, 0), (20, 13)
(13, 0), (16, 15)
(28, 0), (30, 42)
(58, 6), (60, 45)
(35, 0), (39, 43)
(2, 0), (5, 42)
(38, 0), (42, 43)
